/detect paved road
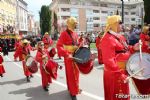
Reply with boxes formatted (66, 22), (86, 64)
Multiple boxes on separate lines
(0, 50), (149, 100)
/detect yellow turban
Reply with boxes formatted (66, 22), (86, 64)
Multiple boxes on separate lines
(66, 17), (77, 31)
(105, 15), (121, 33)
(45, 32), (49, 35)
(22, 39), (30, 44)
(142, 26), (149, 34)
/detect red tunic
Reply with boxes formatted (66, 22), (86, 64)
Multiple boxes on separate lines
(140, 33), (150, 53)
(100, 32), (134, 100)
(96, 37), (103, 64)
(14, 41), (22, 60)
(0, 55), (5, 75)
(56, 29), (80, 96)
(21, 45), (32, 76)
(131, 33), (150, 94)
(35, 49), (52, 87)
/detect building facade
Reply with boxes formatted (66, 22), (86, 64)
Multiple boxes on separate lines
(16, 0), (28, 34)
(50, 0), (144, 33)
(0, 0), (17, 33)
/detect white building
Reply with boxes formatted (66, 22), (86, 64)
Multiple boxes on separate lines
(27, 11), (35, 35)
(50, 0), (144, 32)
(16, 0), (28, 34)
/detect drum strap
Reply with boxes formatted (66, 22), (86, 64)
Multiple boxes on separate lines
(66, 29), (77, 45)
(108, 32), (129, 52)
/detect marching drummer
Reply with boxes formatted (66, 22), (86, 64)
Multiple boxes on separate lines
(16, 39), (33, 82)
(0, 47), (5, 77)
(100, 15), (139, 100)
(56, 17), (82, 100)
(14, 36), (22, 61)
(35, 41), (52, 92)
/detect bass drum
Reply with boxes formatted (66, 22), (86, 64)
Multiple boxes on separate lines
(126, 53), (150, 94)
(45, 59), (58, 80)
(73, 47), (93, 74)
(26, 56), (38, 73)
(126, 53), (150, 80)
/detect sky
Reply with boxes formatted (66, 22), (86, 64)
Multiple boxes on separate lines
(26, 0), (52, 21)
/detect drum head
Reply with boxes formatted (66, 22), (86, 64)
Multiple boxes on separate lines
(26, 56), (34, 66)
(73, 47), (91, 64)
(126, 53), (150, 80)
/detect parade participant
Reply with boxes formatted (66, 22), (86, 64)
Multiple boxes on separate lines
(2, 38), (9, 56)
(56, 17), (82, 100)
(14, 36), (22, 61)
(96, 32), (103, 64)
(0, 47), (5, 77)
(35, 41), (52, 91)
(17, 39), (33, 82)
(139, 26), (150, 53)
(78, 33), (84, 45)
(42, 32), (53, 49)
(100, 15), (139, 100)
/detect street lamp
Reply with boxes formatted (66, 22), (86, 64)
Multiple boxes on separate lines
(121, 0), (124, 23)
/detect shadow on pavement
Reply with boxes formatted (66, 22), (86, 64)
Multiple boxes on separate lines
(9, 86), (71, 100)
(0, 78), (28, 86)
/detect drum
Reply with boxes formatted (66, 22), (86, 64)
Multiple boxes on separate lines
(126, 53), (150, 80)
(45, 59), (58, 80)
(73, 47), (91, 64)
(26, 56), (38, 73)
(126, 53), (150, 94)
(73, 47), (93, 74)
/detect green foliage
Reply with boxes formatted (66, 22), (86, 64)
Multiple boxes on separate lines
(143, 0), (150, 24)
(39, 5), (51, 36)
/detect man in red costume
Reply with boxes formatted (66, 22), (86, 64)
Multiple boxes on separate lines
(14, 36), (22, 61)
(100, 15), (139, 100)
(96, 33), (103, 64)
(57, 17), (81, 100)
(0, 47), (5, 77)
(35, 41), (52, 91)
(42, 32), (53, 49)
(16, 39), (33, 82)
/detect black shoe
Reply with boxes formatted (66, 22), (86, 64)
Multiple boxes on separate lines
(43, 86), (49, 91)
(0, 74), (3, 77)
(71, 95), (77, 100)
(26, 76), (30, 82)
(30, 75), (33, 78)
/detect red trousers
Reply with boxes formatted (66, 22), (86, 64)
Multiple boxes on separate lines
(64, 58), (79, 96)
(22, 61), (32, 76)
(39, 64), (52, 87)
(0, 65), (5, 75)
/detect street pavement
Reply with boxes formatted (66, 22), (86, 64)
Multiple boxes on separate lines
(0, 49), (150, 100)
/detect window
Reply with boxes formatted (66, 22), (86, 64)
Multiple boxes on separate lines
(101, 11), (108, 14)
(61, 8), (70, 12)
(131, 18), (135, 21)
(125, 12), (129, 15)
(93, 17), (100, 20)
(131, 12), (136, 15)
(100, 4), (107, 7)
(93, 24), (99, 27)
(93, 10), (99, 13)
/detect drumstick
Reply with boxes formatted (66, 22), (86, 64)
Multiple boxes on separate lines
(71, 57), (83, 61)
(139, 40), (142, 61)
(124, 67), (144, 83)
